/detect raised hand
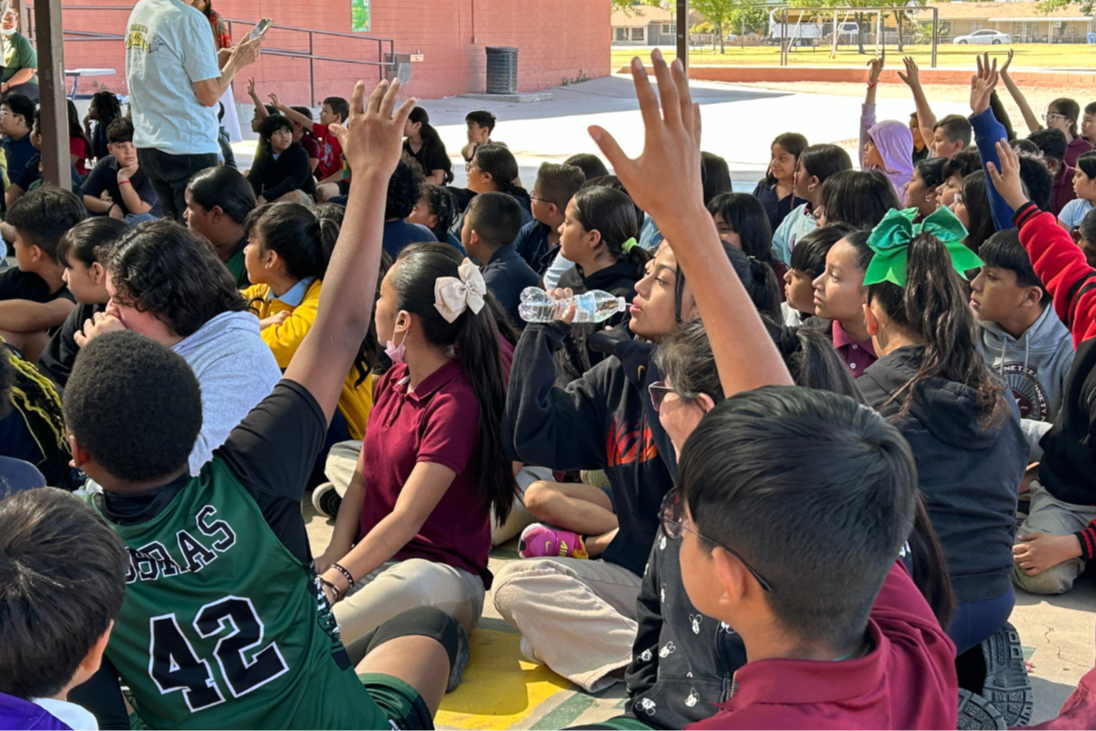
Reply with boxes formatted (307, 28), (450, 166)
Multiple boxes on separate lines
(970, 52), (998, 116)
(986, 139), (1027, 211)
(247, 77), (256, 96)
(331, 79), (416, 181)
(1000, 48), (1014, 76)
(587, 50), (703, 234)
(867, 56), (884, 85)
(897, 56), (919, 87)
(267, 93), (281, 109)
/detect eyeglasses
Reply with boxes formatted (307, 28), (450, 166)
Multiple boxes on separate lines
(1044, 112), (1068, 122)
(648, 380), (675, 412)
(529, 195), (557, 207)
(659, 487), (773, 592)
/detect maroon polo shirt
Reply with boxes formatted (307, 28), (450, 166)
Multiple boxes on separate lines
(687, 563), (958, 730)
(1065, 136), (1093, 170)
(359, 359), (492, 585)
(832, 320), (877, 378)
(1051, 163), (1077, 218)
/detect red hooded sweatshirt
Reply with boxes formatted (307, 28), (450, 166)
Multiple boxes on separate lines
(687, 563), (958, 730)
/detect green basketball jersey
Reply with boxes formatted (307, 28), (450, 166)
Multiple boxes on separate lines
(90, 458), (387, 730)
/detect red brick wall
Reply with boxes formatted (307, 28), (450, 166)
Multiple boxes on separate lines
(56, 0), (610, 104)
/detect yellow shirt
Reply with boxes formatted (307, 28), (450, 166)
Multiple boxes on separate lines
(244, 279), (373, 440)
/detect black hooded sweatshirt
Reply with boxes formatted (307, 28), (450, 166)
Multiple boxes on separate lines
(554, 259), (640, 386)
(858, 346), (1026, 604)
(503, 324), (675, 576)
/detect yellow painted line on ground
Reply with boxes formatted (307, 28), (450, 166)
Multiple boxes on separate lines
(436, 630), (574, 731)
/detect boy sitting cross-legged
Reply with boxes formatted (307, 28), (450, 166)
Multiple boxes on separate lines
(65, 78), (467, 731)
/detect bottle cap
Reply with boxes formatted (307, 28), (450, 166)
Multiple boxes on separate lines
(616, 297), (626, 312)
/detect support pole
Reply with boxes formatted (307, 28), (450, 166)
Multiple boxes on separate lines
(35, 0), (70, 191)
(677, 0), (688, 69)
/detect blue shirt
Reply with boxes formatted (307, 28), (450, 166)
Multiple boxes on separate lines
(125, 0), (222, 154)
(446, 232), (466, 255)
(3, 133), (34, 181)
(382, 219), (437, 259)
(480, 243), (539, 328)
(513, 219), (554, 273)
(271, 276), (316, 307)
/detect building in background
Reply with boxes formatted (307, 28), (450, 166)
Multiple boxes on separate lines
(49, 0), (610, 103)
(915, 2), (1094, 44)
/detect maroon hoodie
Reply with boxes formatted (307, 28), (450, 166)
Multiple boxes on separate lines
(687, 563), (958, 730)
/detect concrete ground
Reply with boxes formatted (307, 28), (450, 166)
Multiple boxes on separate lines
(274, 74), (1096, 727)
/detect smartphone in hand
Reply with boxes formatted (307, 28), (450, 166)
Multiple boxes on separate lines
(249, 18), (273, 41)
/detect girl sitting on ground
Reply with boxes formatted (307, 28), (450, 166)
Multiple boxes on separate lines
(752, 132), (808, 231)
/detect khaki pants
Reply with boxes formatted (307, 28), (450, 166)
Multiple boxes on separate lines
(324, 440), (363, 498)
(492, 557), (641, 692)
(334, 558), (485, 648)
(1013, 480), (1096, 595)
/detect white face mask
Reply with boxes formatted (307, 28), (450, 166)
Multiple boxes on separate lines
(0, 27), (17, 37)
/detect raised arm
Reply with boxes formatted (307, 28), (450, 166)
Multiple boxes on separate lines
(897, 57), (937, 149)
(969, 53), (1014, 232)
(988, 139), (1096, 345)
(999, 50), (1042, 135)
(590, 50), (792, 397)
(269, 94), (313, 130)
(860, 57), (883, 169)
(282, 79), (414, 422)
(247, 77), (269, 122)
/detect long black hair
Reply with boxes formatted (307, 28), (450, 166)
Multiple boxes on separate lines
(89, 91), (121, 159)
(570, 186), (648, 278)
(408, 107), (454, 184)
(819, 170), (900, 230)
(959, 171), (996, 255)
(390, 243), (516, 522)
(66, 99), (92, 152)
(673, 241), (780, 324)
(55, 217), (130, 269)
(187, 166), (257, 225)
(799, 144), (853, 187)
(701, 152), (732, 206)
(244, 202), (339, 282)
(1076, 150), (1096, 180)
(473, 145), (530, 207)
(764, 132), (808, 186)
(867, 234), (1007, 425)
(706, 192), (778, 270)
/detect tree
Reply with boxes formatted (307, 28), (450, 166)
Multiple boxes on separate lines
(691, 0), (739, 53)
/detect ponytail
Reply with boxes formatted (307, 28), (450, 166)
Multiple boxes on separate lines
(473, 145), (530, 207)
(244, 202), (337, 281)
(391, 243), (516, 523)
(867, 233), (1006, 423)
(409, 107), (454, 184)
(570, 186), (648, 278)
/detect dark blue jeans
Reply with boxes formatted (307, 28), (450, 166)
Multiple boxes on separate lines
(950, 585), (1016, 654)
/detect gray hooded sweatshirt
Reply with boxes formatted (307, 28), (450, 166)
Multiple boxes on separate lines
(978, 304), (1075, 454)
(172, 310), (282, 475)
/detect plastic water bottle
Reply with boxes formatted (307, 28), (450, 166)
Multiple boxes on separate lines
(518, 287), (627, 324)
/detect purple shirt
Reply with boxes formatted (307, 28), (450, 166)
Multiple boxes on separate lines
(1065, 136), (1093, 170)
(833, 320), (877, 378)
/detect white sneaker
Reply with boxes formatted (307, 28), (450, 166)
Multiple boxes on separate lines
(311, 482), (341, 518)
(519, 636), (544, 665)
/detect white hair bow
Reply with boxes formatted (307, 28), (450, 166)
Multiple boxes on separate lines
(434, 258), (487, 323)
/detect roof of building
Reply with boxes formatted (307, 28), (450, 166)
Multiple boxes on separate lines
(915, 1), (1092, 22)
(611, 5), (676, 27)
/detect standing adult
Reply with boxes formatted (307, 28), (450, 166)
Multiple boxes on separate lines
(124, 0), (261, 220)
(192, 0), (243, 144)
(0, 10), (38, 102)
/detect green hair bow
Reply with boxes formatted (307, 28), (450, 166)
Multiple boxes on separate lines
(863, 206), (983, 288)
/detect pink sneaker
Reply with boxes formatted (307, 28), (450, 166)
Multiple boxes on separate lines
(518, 524), (589, 560)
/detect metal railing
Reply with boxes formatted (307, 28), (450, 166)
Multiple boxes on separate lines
(26, 4), (396, 105)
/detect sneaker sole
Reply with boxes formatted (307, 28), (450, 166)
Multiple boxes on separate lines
(958, 689), (1006, 731)
(981, 621), (1034, 727)
(517, 524), (547, 559)
(445, 623), (470, 693)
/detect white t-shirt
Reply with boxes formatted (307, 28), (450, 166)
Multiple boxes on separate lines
(1058, 198), (1093, 230)
(125, 0), (222, 155)
(33, 697), (99, 730)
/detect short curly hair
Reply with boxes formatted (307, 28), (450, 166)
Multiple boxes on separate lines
(64, 331), (202, 482)
(386, 158), (424, 220)
(108, 221), (247, 337)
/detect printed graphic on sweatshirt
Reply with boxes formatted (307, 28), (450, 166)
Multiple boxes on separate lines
(605, 416), (659, 467)
(1003, 362), (1049, 421)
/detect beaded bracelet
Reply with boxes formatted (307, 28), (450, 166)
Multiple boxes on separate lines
(331, 562), (356, 588)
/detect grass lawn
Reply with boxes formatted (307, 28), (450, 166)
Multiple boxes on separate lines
(611, 42), (1096, 69)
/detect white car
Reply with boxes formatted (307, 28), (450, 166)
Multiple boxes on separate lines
(952, 29), (1012, 45)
